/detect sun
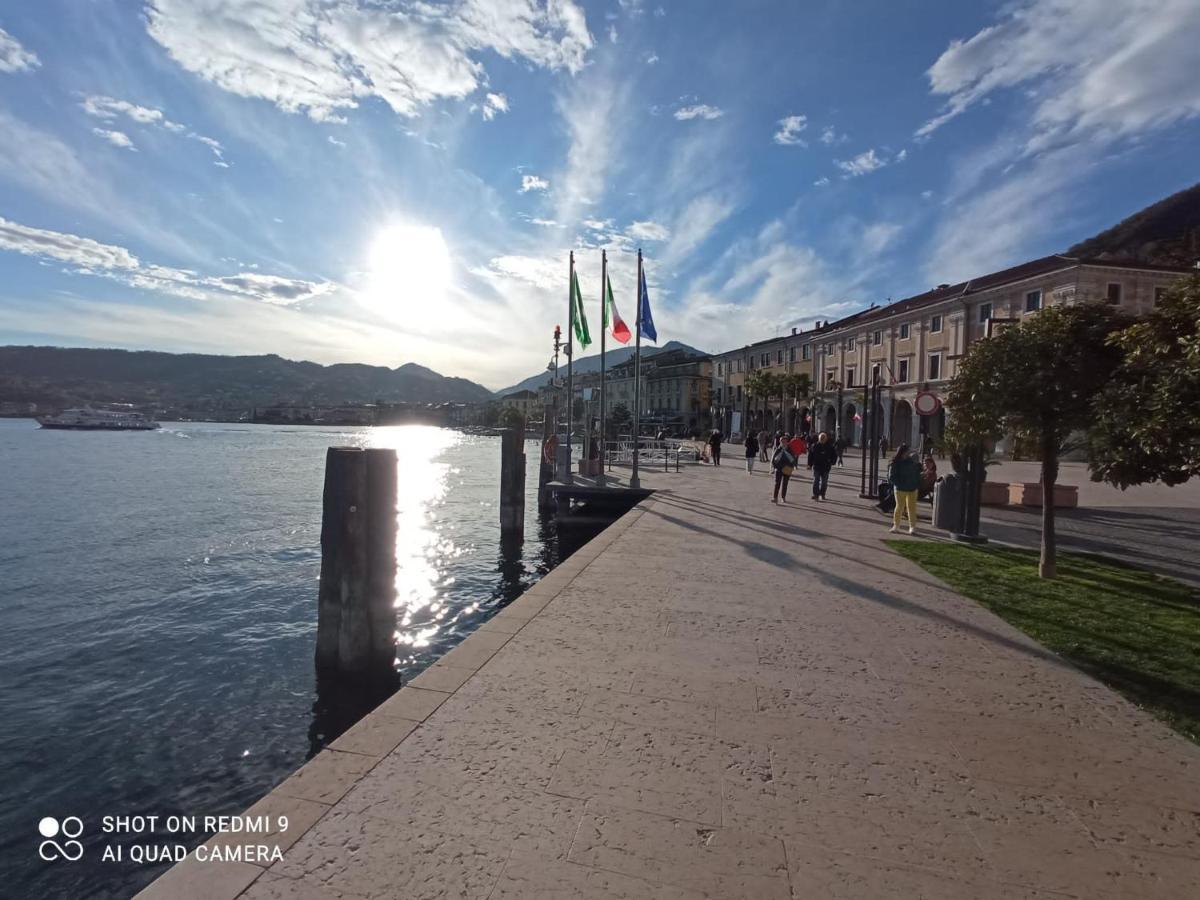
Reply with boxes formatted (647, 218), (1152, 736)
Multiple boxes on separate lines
(362, 223), (452, 324)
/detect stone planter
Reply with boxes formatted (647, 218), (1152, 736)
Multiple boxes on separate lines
(978, 481), (1010, 506)
(1007, 482), (1079, 508)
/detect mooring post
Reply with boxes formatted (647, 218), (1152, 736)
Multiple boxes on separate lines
(315, 446), (398, 680)
(538, 401), (555, 509)
(500, 424), (526, 536)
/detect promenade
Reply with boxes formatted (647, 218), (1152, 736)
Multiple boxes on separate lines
(141, 459), (1200, 899)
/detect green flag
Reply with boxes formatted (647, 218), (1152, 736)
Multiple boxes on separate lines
(571, 270), (592, 349)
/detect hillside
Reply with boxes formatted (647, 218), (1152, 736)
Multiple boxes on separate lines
(497, 340), (709, 396)
(0, 346), (494, 413)
(1069, 182), (1200, 267)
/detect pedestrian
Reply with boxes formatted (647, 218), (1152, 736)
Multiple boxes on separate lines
(758, 428), (769, 462)
(708, 429), (723, 466)
(888, 443), (922, 534)
(771, 434), (798, 503)
(834, 434), (847, 467)
(920, 453), (938, 496)
(808, 431), (837, 501)
(744, 431), (759, 474)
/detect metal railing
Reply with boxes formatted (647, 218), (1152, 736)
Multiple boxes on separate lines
(604, 439), (699, 472)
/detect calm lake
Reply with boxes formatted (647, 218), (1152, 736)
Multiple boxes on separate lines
(0, 420), (580, 899)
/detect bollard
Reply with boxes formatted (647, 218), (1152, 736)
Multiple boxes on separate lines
(500, 425), (526, 537)
(538, 402), (555, 509)
(315, 446), (398, 680)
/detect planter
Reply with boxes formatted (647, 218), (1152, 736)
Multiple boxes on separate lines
(1007, 482), (1079, 508)
(978, 481), (1010, 507)
(577, 459), (603, 476)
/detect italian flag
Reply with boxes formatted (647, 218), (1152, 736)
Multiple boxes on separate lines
(603, 274), (632, 344)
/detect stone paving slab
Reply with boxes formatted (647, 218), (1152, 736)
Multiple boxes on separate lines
(140, 461), (1200, 899)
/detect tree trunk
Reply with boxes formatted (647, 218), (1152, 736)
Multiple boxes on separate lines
(1039, 433), (1058, 579)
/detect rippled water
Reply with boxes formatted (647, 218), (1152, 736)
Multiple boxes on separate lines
(0, 420), (584, 899)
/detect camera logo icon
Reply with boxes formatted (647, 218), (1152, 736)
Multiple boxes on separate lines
(38, 817), (84, 862)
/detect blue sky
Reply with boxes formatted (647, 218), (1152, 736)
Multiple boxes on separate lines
(0, 0), (1197, 389)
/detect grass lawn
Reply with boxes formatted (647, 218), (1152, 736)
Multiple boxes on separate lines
(888, 541), (1200, 744)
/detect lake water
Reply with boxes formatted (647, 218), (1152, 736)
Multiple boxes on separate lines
(0, 420), (584, 899)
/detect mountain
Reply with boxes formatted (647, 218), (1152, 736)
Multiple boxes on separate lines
(1068, 182), (1200, 267)
(496, 340), (710, 396)
(0, 346), (494, 413)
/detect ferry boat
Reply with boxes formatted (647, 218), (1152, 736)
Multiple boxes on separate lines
(37, 407), (161, 431)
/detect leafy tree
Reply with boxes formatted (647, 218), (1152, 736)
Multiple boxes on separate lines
(498, 406), (525, 429)
(1089, 275), (1200, 488)
(947, 304), (1126, 578)
(480, 402), (501, 426)
(609, 403), (632, 436)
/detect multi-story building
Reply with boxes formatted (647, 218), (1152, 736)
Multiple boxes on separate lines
(498, 388), (539, 419)
(606, 348), (711, 432)
(799, 254), (1191, 448)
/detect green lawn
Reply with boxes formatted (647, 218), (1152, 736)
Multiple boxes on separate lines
(888, 541), (1200, 744)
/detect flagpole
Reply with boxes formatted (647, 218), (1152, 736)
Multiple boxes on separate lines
(598, 249), (607, 487)
(630, 248), (643, 489)
(566, 250), (574, 485)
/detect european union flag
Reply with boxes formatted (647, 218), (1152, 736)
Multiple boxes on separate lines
(638, 265), (657, 343)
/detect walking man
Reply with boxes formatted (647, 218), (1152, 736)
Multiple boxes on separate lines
(744, 431), (759, 474)
(808, 431), (837, 501)
(708, 428), (723, 466)
(757, 428), (769, 463)
(771, 434), (798, 503)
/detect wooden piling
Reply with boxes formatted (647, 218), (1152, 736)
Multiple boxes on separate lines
(500, 424), (526, 536)
(538, 401), (555, 509)
(315, 446), (398, 680)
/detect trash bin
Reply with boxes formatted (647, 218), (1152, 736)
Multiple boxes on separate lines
(933, 474), (964, 532)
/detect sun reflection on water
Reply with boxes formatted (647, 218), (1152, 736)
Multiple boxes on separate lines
(360, 425), (460, 654)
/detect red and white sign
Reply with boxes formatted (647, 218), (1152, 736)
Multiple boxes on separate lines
(914, 391), (942, 417)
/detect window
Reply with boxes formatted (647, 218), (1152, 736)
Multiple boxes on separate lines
(1154, 286), (1167, 306)
(736, 386), (742, 401)
(716, 362), (723, 376)
(777, 350), (784, 365)
(761, 353), (769, 367)
(978, 302), (992, 323)
(928, 353), (942, 380)
(1106, 282), (1122, 305)
(930, 314), (943, 333)
(1025, 290), (1042, 312)
(897, 359), (909, 382)
(789, 347), (796, 363)
(872, 330), (882, 346)
(736, 360), (743, 373)
(802, 344), (812, 360)
(899, 323), (910, 340)
(845, 368), (855, 387)
(845, 338), (855, 351)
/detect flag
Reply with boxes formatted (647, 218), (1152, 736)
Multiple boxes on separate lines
(603, 274), (631, 344)
(571, 270), (592, 349)
(638, 265), (657, 343)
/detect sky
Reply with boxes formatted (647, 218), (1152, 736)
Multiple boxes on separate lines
(0, 0), (1198, 390)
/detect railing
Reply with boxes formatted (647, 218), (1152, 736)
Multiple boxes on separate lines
(603, 439), (699, 472)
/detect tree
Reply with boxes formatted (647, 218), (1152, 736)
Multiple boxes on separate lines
(1089, 275), (1200, 488)
(610, 403), (632, 437)
(783, 372), (813, 432)
(947, 304), (1126, 578)
(744, 370), (769, 430)
(498, 406), (525, 429)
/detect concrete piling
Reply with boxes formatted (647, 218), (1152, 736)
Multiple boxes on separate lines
(315, 446), (398, 680)
(500, 424), (526, 536)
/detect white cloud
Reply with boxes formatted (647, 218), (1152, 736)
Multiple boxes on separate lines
(917, 0), (1200, 149)
(82, 94), (227, 162)
(0, 26), (39, 73)
(836, 148), (886, 176)
(862, 222), (902, 256)
(0, 215), (332, 306)
(921, 189), (933, 199)
(482, 91), (509, 120)
(773, 115), (807, 146)
(644, 52), (659, 65)
(813, 176), (830, 187)
(628, 220), (670, 242)
(328, 135), (346, 147)
(144, 0), (593, 122)
(528, 217), (558, 227)
(819, 125), (846, 145)
(92, 129), (137, 150)
(608, 24), (618, 43)
(520, 174), (550, 192)
(674, 104), (723, 121)
(895, 148), (907, 162)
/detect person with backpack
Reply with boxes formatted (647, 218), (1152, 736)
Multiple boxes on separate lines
(807, 431), (837, 501)
(771, 433), (798, 503)
(888, 443), (922, 534)
(744, 431), (759, 474)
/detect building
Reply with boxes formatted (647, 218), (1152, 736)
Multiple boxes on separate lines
(606, 348), (711, 432)
(797, 254), (1191, 448)
(498, 388), (539, 419)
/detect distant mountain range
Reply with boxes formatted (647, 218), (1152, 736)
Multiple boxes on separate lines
(0, 346), (494, 412)
(1068, 182), (1200, 268)
(496, 340), (710, 396)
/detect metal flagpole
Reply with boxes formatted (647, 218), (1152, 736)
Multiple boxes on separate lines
(630, 248), (643, 489)
(598, 249), (607, 487)
(565, 251), (574, 485)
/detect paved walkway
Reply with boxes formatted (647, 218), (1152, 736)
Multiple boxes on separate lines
(141, 460), (1200, 899)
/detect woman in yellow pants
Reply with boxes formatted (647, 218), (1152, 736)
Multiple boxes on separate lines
(888, 444), (922, 535)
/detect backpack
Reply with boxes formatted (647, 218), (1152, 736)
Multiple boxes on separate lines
(772, 446), (796, 472)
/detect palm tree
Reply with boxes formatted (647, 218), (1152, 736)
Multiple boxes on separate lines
(787, 373), (813, 432)
(745, 370), (771, 432)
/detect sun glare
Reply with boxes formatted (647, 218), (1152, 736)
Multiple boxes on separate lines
(363, 223), (452, 322)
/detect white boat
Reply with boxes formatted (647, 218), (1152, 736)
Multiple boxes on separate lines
(37, 406), (161, 431)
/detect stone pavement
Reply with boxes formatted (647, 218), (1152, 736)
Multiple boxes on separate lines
(140, 459), (1200, 899)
